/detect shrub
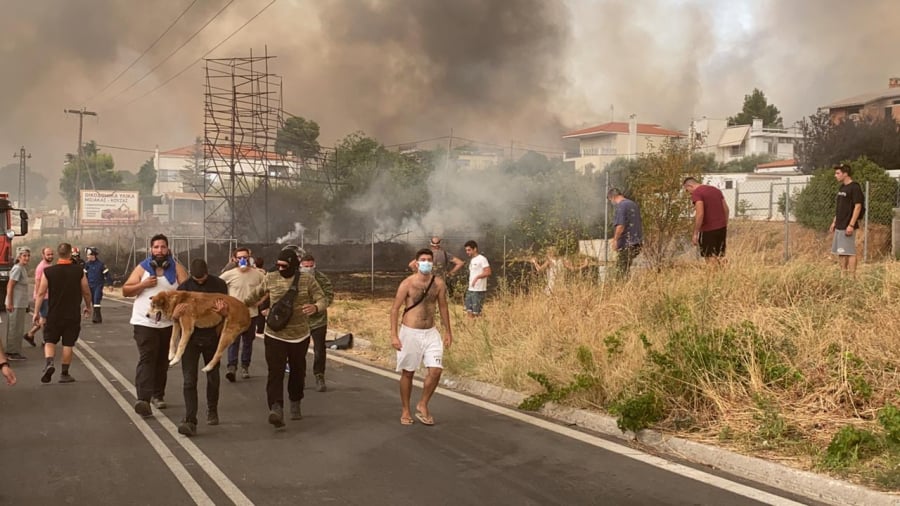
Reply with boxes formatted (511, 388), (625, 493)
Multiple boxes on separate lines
(822, 425), (882, 469)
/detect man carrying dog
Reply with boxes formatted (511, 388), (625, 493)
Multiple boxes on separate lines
(243, 248), (326, 428)
(33, 243), (92, 383)
(123, 234), (189, 416)
(220, 247), (265, 382)
(390, 248), (453, 426)
(174, 259), (228, 437)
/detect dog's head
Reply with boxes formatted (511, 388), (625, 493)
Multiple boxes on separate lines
(147, 290), (176, 323)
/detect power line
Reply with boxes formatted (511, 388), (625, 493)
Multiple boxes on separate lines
(87, 0), (200, 104)
(107, 0), (236, 104)
(116, 0), (278, 109)
(96, 144), (157, 154)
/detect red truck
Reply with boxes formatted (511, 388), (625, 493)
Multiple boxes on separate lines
(0, 193), (30, 296)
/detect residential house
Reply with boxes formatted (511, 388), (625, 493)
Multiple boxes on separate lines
(455, 148), (503, 171)
(691, 117), (803, 164)
(562, 118), (683, 175)
(822, 77), (900, 123)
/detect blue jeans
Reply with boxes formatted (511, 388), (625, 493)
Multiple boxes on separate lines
(90, 283), (104, 306)
(227, 324), (255, 367)
(465, 290), (486, 315)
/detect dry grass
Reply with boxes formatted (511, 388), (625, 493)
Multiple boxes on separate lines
(329, 221), (900, 489)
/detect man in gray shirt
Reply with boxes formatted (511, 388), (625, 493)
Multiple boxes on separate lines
(608, 188), (643, 278)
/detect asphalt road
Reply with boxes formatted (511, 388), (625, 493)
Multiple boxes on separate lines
(0, 298), (823, 506)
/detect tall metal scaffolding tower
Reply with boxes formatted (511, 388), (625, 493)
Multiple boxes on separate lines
(202, 49), (336, 244)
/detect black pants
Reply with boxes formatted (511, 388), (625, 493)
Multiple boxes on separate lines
(181, 334), (221, 424)
(616, 244), (642, 278)
(310, 325), (327, 376)
(133, 325), (171, 402)
(265, 336), (309, 408)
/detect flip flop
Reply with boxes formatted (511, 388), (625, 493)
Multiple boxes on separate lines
(415, 412), (435, 426)
(400, 416), (415, 426)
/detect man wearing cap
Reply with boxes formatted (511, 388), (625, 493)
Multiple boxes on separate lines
(407, 236), (464, 295)
(5, 247), (32, 360)
(83, 247), (112, 323)
(173, 259), (229, 437)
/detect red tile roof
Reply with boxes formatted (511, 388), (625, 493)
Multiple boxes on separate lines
(562, 122), (684, 139)
(756, 158), (797, 169)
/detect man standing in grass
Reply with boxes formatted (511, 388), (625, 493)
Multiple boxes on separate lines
(390, 248), (452, 426)
(607, 188), (643, 278)
(829, 164), (864, 277)
(464, 240), (491, 318)
(682, 177), (729, 263)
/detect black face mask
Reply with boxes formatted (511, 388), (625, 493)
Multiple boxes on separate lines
(277, 251), (299, 278)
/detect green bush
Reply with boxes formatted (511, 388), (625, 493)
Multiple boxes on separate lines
(822, 425), (882, 469)
(878, 404), (900, 445)
(610, 391), (664, 433)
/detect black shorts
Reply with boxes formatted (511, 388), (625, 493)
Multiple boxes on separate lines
(44, 317), (82, 346)
(698, 227), (727, 257)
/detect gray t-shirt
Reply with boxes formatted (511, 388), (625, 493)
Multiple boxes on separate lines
(9, 264), (30, 308)
(613, 198), (644, 248)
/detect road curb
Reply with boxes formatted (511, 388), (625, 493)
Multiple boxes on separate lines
(332, 333), (896, 506)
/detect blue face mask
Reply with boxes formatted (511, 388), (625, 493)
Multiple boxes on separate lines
(238, 257), (248, 269)
(418, 260), (433, 274)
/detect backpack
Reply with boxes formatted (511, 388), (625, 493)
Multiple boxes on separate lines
(266, 272), (300, 331)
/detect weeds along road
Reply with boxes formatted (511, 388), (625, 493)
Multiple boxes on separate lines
(0, 297), (823, 506)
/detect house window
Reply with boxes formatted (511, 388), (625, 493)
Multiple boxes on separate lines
(725, 181), (734, 190)
(730, 145), (741, 157)
(157, 169), (181, 182)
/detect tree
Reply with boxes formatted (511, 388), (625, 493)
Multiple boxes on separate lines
(181, 137), (206, 193)
(627, 138), (703, 268)
(796, 111), (900, 174)
(275, 116), (321, 161)
(793, 156), (898, 230)
(59, 141), (123, 211)
(728, 88), (783, 128)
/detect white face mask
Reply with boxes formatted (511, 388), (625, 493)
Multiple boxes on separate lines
(300, 266), (314, 274)
(417, 260), (433, 274)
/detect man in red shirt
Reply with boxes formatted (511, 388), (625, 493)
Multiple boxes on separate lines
(682, 177), (729, 262)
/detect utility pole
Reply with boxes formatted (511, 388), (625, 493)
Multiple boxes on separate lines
(65, 107), (97, 227)
(13, 146), (31, 208)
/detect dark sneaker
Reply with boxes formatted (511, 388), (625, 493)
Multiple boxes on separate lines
(58, 373), (76, 383)
(40, 363), (55, 384)
(240, 366), (250, 380)
(315, 374), (327, 392)
(207, 409), (219, 426)
(178, 421), (197, 437)
(290, 400), (302, 420)
(268, 404), (285, 428)
(134, 400), (152, 417)
(7, 353), (27, 361)
(225, 365), (237, 383)
(151, 397), (167, 409)
(23, 334), (36, 347)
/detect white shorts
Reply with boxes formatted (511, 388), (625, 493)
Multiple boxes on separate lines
(396, 325), (443, 372)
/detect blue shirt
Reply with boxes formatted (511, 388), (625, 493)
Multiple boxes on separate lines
(613, 198), (643, 249)
(84, 259), (111, 287)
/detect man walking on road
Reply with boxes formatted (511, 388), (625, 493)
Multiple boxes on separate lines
(683, 177), (729, 263)
(300, 253), (333, 392)
(607, 188), (644, 278)
(244, 248), (326, 428)
(83, 247), (111, 323)
(174, 259), (228, 437)
(220, 247), (265, 382)
(122, 234), (189, 416)
(24, 246), (54, 346)
(390, 248), (452, 426)
(464, 240), (491, 318)
(5, 247), (32, 360)
(33, 243), (92, 384)
(829, 164), (864, 277)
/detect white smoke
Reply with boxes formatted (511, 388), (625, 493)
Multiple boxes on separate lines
(275, 222), (306, 245)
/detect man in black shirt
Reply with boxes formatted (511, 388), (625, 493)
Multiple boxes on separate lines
(33, 243), (91, 383)
(174, 259), (229, 437)
(829, 164), (864, 277)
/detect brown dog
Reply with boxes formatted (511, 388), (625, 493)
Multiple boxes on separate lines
(146, 289), (251, 372)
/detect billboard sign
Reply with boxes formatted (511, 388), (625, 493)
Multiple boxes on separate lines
(80, 190), (140, 225)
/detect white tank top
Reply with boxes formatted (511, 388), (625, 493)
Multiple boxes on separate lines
(130, 268), (179, 328)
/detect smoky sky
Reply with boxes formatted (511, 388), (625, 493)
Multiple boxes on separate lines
(0, 0), (898, 210)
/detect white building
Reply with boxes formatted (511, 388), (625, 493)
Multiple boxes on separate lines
(692, 118), (803, 164)
(562, 117), (683, 175)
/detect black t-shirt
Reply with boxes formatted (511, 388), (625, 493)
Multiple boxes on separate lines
(835, 181), (864, 229)
(44, 263), (85, 320)
(177, 275), (228, 339)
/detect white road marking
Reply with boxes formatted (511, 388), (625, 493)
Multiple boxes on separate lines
(74, 347), (214, 506)
(325, 353), (808, 506)
(78, 340), (254, 506)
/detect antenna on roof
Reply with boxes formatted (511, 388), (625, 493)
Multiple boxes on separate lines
(610, 104), (614, 122)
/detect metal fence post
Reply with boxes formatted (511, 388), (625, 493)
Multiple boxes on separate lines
(864, 181), (869, 263)
(784, 178), (790, 262)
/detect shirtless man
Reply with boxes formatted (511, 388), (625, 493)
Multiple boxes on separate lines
(390, 248), (452, 426)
